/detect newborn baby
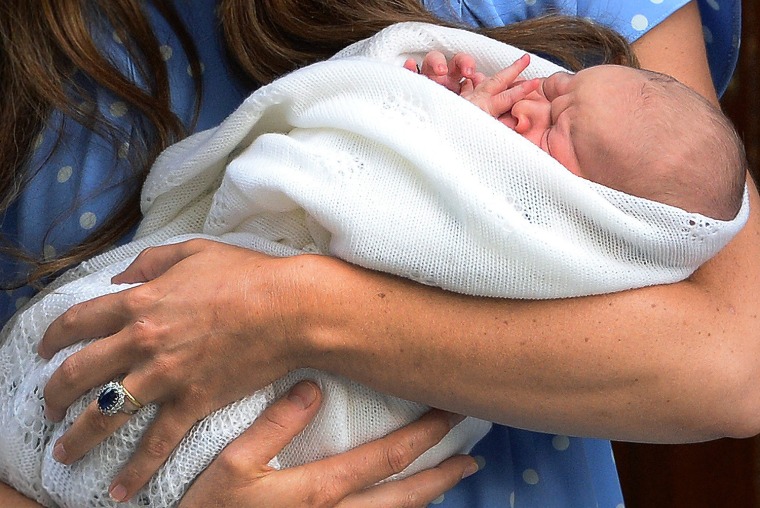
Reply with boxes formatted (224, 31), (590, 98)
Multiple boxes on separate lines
(410, 51), (745, 221)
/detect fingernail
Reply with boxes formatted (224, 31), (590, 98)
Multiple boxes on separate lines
(109, 484), (127, 502)
(462, 460), (479, 479)
(53, 442), (67, 463)
(449, 413), (466, 428)
(288, 382), (317, 409)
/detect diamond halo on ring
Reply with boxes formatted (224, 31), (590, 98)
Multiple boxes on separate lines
(97, 381), (143, 416)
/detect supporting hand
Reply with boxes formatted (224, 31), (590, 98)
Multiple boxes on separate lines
(179, 381), (478, 507)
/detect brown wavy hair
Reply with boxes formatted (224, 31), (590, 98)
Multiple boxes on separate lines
(0, 0), (636, 289)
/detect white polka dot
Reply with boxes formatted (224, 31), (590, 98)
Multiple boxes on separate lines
(650, 0), (663, 4)
(109, 101), (128, 118)
(187, 62), (205, 77)
(474, 455), (487, 470)
(524, 0), (537, 5)
(160, 45), (173, 61)
(431, 494), (445, 504)
(34, 133), (44, 151)
(631, 14), (649, 31)
(79, 211), (97, 230)
(616, 504), (626, 508)
(552, 435), (570, 451)
(112, 31), (123, 44)
(522, 468), (539, 485)
(15, 297), (30, 310)
(706, 0), (720, 10)
(57, 165), (73, 183)
(118, 142), (130, 160)
(509, 491), (515, 508)
(703, 25), (714, 44)
(43, 244), (57, 260)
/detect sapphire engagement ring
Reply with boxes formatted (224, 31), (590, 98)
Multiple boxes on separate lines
(97, 380), (144, 416)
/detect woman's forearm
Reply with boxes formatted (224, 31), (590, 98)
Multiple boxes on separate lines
(0, 482), (44, 507)
(298, 179), (760, 443)
(298, 0), (760, 444)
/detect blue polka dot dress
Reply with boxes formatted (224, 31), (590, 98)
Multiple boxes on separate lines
(0, 1), (740, 507)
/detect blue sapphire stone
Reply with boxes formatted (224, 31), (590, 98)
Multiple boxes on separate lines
(97, 382), (124, 416)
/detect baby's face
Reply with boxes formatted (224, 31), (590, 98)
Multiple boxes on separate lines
(508, 65), (650, 182)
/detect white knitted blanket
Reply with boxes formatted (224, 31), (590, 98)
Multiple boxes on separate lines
(0, 23), (748, 507)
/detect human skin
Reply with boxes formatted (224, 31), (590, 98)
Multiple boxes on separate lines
(178, 381), (476, 507)
(0, 382), (473, 507)
(32, 0), (760, 503)
(424, 54), (728, 218)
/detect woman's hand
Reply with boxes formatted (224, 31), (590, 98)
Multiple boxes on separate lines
(39, 238), (317, 500)
(179, 381), (477, 508)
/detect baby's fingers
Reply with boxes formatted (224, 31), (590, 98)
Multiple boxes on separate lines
(420, 51), (448, 82)
(448, 52), (476, 81)
(491, 78), (542, 113)
(477, 53), (532, 95)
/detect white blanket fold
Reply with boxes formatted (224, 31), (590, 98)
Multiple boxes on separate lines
(0, 22), (748, 507)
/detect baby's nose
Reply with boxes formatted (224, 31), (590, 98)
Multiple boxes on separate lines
(511, 98), (549, 137)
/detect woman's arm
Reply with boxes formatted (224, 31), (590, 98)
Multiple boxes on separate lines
(0, 482), (44, 507)
(301, 183), (760, 442)
(299, 0), (760, 442)
(631, 2), (719, 105)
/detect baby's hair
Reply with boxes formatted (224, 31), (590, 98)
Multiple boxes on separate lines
(624, 72), (746, 220)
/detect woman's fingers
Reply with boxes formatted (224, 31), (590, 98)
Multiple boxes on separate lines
(177, 381), (324, 507)
(42, 334), (134, 421)
(50, 397), (133, 465)
(308, 409), (466, 495)
(111, 240), (211, 285)
(338, 454), (477, 508)
(236, 381), (323, 466)
(39, 291), (130, 359)
(107, 403), (205, 502)
(111, 381), (321, 503)
(179, 389), (472, 507)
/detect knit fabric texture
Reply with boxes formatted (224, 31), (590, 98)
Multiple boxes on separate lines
(0, 22), (748, 507)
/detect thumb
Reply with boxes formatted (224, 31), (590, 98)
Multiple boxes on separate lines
(226, 381), (323, 468)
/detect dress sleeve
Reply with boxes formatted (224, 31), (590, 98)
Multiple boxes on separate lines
(422, 0), (740, 95)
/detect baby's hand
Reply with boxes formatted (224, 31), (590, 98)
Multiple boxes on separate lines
(405, 51), (483, 92)
(460, 54), (541, 124)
